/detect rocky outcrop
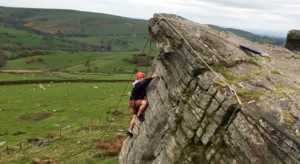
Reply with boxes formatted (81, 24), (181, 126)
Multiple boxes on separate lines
(285, 30), (300, 53)
(120, 14), (300, 163)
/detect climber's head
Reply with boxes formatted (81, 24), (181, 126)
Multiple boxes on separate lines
(136, 72), (145, 80)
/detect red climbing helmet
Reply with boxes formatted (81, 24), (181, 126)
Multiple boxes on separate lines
(136, 72), (145, 80)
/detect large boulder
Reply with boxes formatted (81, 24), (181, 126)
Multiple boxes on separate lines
(120, 14), (300, 164)
(285, 30), (300, 53)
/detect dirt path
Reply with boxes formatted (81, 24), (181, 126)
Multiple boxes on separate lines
(0, 79), (131, 85)
(0, 70), (43, 74)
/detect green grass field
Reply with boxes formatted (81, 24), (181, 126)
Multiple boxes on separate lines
(0, 50), (154, 163)
(0, 6), (148, 53)
(4, 51), (150, 73)
(0, 23), (73, 49)
(0, 6), (147, 36)
(0, 72), (133, 82)
(0, 7), (156, 162)
(67, 34), (148, 51)
(0, 82), (132, 163)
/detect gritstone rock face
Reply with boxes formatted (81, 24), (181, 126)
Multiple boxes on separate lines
(120, 14), (300, 164)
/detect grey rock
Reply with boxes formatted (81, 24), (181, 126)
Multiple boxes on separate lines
(201, 120), (218, 145)
(206, 99), (220, 115)
(120, 14), (300, 164)
(285, 30), (300, 53)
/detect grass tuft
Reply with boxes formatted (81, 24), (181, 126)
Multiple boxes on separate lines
(271, 70), (281, 75)
(237, 89), (265, 101)
(282, 110), (295, 125)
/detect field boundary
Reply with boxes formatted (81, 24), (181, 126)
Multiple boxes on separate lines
(0, 70), (43, 74)
(0, 79), (131, 85)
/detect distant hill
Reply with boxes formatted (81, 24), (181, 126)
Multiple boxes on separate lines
(0, 6), (286, 60)
(0, 7), (147, 35)
(0, 6), (148, 54)
(208, 24), (285, 46)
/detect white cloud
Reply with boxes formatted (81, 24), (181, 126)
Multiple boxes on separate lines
(0, 0), (299, 36)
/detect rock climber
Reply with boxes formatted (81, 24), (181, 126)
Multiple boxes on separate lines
(127, 72), (157, 137)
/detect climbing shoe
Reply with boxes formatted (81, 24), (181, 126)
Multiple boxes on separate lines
(127, 129), (133, 138)
(137, 114), (145, 122)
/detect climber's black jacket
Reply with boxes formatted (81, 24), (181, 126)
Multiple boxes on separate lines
(130, 78), (153, 100)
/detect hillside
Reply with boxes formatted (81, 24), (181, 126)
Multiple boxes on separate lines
(0, 7), (147, 35)
(208, 24), (286, 46)
(0, 6), (287, 55)
(0, 6), (148, 54)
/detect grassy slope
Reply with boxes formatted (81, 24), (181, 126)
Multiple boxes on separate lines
(0, 83), (130, 143)
(4, 51), (148, 73)
(208, 24), (286, 46)
(0, 23), (73, 49)
(0, 6), (147, 35)
(0, 82), (130, 163)
(0, 6), (148, 52)
(0, 50), (148, 163)
(0, 6), (285, 53)
(0, 72), (132, 81)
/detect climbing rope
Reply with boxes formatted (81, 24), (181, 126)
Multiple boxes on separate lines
(97, 19), (168, 140)
(146, 40), (152, 75)
(99, 35), (153, 140)
(155, 17), (243, 105)
(99, 16), (243, 141)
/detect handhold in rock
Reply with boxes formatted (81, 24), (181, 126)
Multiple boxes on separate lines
(191, 67), (207, 77)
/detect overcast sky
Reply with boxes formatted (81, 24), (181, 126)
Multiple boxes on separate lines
(1, 0), (299, 37)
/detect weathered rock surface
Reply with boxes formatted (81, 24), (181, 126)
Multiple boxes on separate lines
(120, 14), (300, 164)
(285, 30), (300, 53)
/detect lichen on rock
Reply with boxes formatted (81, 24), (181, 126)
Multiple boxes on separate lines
(120, 14), (300, 164)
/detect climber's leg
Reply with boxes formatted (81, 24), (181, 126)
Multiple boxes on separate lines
(129, 115), (136, 130)
(137, 100), (148, 116)
(127, 115), (136, 137)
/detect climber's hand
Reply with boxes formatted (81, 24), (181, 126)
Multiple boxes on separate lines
(152, 73), (158, 78)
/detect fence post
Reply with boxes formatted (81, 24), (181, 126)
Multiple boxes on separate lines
(6, 146), (9, 155)
(19, 142), (22, 150)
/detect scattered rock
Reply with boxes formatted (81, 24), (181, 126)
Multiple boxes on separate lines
(27, 135), (58, 146)
(0, 141), (6, 147)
